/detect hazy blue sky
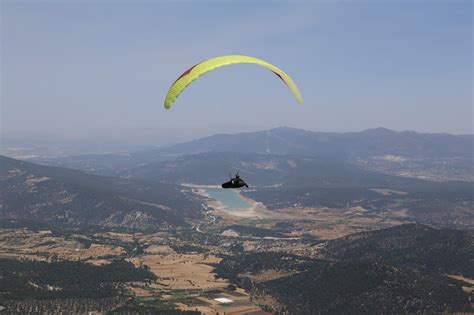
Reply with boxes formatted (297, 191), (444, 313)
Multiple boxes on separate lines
(2, 0), (472, 145)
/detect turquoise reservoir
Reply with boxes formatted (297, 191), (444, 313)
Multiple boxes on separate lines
(205, 188), (252, 210)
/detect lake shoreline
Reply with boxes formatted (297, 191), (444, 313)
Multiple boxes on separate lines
(188, 185), (267, 218)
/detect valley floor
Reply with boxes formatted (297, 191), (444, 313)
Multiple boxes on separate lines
(0, 191), (471, 314)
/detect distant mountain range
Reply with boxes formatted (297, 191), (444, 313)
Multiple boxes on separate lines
(142, 126), (473, 159)
(0, 156), (204, 231)
(34, 127), (474, 182)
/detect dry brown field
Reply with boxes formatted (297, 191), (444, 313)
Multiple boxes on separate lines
(0, 229), (124, 262)
(272, 207), (410, 239)
(128, 248), (227, 290)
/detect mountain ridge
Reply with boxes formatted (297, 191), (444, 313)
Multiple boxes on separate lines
(22, 126), (473, 183)
(0, 155), (204, 230)
(137, 126), (474, 159)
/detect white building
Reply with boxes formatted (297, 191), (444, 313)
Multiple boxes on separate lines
(214, 297), (233, 304)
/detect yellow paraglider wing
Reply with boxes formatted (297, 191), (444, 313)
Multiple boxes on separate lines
(164, 55), (303, 109)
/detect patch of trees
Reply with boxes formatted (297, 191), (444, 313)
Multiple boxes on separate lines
(214, 224), (473, 314)
(0, 258), (156, 300)
(224, 225), (286, 238)
(109, 298), (201, 315)
(324, 224), (474, 277)
(215, 252), (315, 283)
(260, 261), (472, 314)
(170, 244), (207, 254)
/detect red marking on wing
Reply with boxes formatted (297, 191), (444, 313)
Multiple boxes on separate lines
(272, 71), (288, 86)
(174, 64), (199, 83)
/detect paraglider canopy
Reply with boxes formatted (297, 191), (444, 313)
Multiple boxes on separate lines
(164, 55), (304, 109)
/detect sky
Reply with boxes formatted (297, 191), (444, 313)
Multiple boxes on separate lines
(2, 0), (472, 146)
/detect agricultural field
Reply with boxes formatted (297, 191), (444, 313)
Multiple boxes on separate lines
(0, 228), (271, 314)
(0, 229), (125, 262)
